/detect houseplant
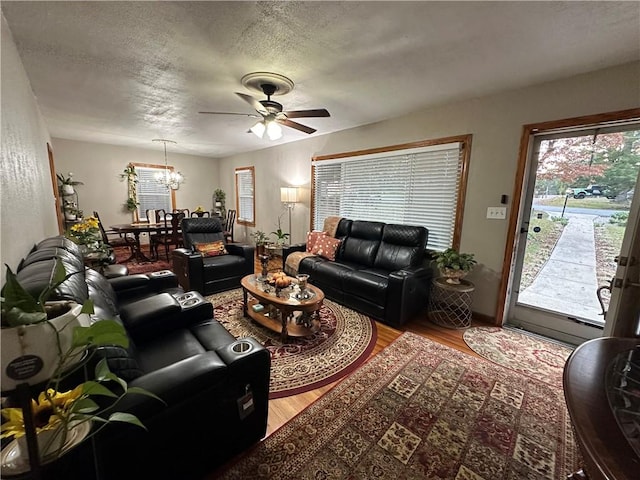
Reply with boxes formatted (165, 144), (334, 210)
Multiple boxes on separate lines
(56, 173), (83, 196)
(434, 248), (477, 284)
(0, 260), (161, 462)
(250, 230), (269, 256)
(65, 216), (104, 254)
(214, 189), (226, 220)
(271, 215), (290, 246)
(63, 200), (79, 221)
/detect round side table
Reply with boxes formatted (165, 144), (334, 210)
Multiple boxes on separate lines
(428, 277), (475, 329)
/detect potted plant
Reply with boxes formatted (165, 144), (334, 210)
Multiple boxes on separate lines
(213, 189), (226, 220)
(0, 260), (162, 462)
(434, 248), (477, 284)
(271, 215), (290, 246)
(250, 230), (269, 256)
(56, 173), (83, 196)
(125, 197), (138, 213)
(65, 216), (104, 254)
(63, 201), (79, 221)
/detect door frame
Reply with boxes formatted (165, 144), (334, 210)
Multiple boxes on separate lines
(496, 108), (640, 327)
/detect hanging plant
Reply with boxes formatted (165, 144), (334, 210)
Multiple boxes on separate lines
(122, 164), (139, 219)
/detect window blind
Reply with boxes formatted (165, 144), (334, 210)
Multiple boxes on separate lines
(236, 168), (255, 224)
(312, 142), (463, 251)
(135, 167), (172, 219)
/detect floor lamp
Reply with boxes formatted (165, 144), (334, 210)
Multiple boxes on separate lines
(280, 187), (299, 244)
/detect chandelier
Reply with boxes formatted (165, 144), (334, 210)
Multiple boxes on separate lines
(152, 139), (183, 190)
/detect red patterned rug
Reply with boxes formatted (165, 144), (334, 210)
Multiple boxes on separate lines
(112, 245), (171, 275)
(462, 327), (574, 388)
(211, 331), (581, 479)
(206, 289), (377, 399)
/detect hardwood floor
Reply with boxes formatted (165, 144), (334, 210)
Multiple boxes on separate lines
(255, 254), (492, 436)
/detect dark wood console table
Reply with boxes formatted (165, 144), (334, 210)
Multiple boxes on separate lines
(563, 337), (640, 480)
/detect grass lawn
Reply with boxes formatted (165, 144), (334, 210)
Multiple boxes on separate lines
(535, 196), (629, 210)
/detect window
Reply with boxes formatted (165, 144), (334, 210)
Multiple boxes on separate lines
(235, 166), (255, 226)
(312, 136), (471, 251)
(133, 164), (176, 220)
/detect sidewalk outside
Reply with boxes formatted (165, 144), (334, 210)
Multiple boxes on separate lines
(518, 213), (604, 323)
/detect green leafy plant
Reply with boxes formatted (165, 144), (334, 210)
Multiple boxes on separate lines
(250, 230), (269, 246)
(270, 228), (290, 243)
(0, 260), (163, 458)
(125, 197), (138, 212)
(56, 173), (84, 187)
(434, 248), (477, 272)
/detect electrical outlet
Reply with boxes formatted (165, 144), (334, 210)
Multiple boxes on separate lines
(487, 207), (507, 219)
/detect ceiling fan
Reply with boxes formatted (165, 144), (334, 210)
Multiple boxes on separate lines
(199, 77), (330, 140)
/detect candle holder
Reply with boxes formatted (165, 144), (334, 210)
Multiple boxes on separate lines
(258, 254), (270, 279)
(295, 274), (310, 299)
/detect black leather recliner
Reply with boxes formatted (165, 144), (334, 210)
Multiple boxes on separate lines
(6, 236), (270, 480)
(283, 219), (433, 327)
(172, 217), (255, 295)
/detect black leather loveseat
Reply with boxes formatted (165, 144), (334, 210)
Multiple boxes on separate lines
(5, 236), (270, 479)
(283, 219), (433, 327)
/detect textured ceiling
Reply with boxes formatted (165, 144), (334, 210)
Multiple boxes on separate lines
(2, 1), (639, 158)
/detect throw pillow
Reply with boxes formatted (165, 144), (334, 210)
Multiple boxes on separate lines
(306, 230), (327, 253)
(194, 241), (228, 257)
(311, 236), (341, 261)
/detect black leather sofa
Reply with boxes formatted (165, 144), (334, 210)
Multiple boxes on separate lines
(5, 236), (270, 479)
(172, 217), (255, 295)
(283, 219), (433, 327)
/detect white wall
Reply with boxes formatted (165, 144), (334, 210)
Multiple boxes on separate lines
(219, 62), (640, 318)
(51, 139), (221, 238)
(0, 16), (57, 284)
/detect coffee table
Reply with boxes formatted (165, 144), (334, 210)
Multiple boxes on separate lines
(240, 274), (324, 342)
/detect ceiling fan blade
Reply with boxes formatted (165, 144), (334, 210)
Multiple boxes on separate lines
(199, 111), (261, 119)
(235, 92), (269, 116)
(281, 109), (330, 119)
(277, 118), (317, 134)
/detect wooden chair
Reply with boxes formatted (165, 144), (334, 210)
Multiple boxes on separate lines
(93, 210), (135, 252)
(191, 210), (211, 218)
(173, 208), (190, 217)
(150, 211), (185, 260)
(224, 209), (236, 243)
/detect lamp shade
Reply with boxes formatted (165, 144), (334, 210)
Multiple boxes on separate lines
(280, 187), (298, 203)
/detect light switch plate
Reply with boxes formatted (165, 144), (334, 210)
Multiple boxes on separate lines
(487, 207), (507, 219)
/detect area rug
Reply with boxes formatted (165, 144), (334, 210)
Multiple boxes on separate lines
(206, 289), (377, 399)
(112, 245), (171, 275)
(462, 327), (574, 388)
(212, 331), (581, 479)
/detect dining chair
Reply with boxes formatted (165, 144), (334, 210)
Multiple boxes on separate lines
(224, 209), (236, 243)
(173, 208), (190, 217)
(93, 211), (135, 253)
(190, 210), (211, 218)
(150, 211), (185, 260)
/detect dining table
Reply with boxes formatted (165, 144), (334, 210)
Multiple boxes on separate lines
(110, 222), (179, 263)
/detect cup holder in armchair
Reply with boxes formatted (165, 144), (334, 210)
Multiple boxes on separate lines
(231, 340), (254, 354)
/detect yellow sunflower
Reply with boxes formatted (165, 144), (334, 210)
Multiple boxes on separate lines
(0, 386), (83, 439)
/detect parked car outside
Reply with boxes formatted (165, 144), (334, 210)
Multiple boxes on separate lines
(566, 185), (615, 199)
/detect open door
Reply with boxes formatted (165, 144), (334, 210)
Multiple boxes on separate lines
(604, 168), (640, 338)
(501, 110), (640, 345)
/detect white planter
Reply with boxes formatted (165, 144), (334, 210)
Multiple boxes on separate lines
(61, 185), (75, 196)
(1, 302), (91, 391)
(64, 212), (77, 221)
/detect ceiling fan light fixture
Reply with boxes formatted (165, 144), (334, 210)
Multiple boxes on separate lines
(250, 121), (266, 139)
(266, 121), (282, 140)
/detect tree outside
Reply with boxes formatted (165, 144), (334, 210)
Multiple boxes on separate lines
(521, 130), (639, 314)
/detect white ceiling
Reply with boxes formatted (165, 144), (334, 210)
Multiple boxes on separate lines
(2, 1), (639, 158)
